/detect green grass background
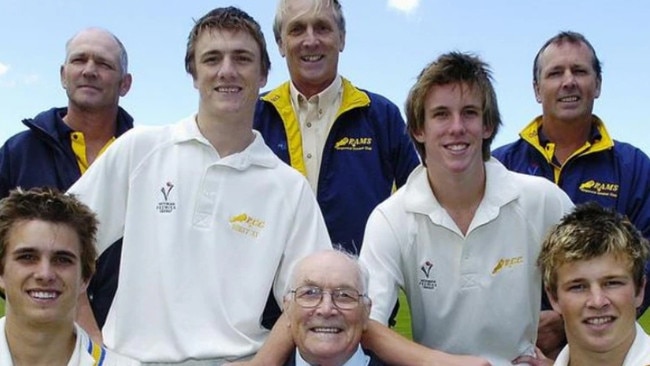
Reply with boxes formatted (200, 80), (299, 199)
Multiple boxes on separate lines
(0, 291), (648, 336)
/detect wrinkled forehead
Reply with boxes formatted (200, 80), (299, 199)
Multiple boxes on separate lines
(539, 40), (594, 69)
(283, 0), (338, 27)
(292, 252), (362, 290)
(66, 30), (121, 61)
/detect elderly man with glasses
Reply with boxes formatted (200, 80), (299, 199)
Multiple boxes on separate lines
(282, 249), (385, 366)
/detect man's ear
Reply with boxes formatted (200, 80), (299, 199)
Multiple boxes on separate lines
(412, 127), (426, 144)
(119, 73), (133, 97)
(546, 286), (562, 315)
(635, 275), (646, 309)
(277, 37), (286, 58)
(533, 81), (542, 104)
(60, 65), (68, 90)
(594, 77), (602, 100)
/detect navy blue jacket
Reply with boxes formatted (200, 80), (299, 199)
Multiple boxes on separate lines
(255, 79), (419, 254)
(0, 107), (133, 196)
(493, 116), (650, 314)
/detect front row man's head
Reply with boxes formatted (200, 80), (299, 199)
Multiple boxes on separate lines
(0, 188), (98, 325)
(405, 52), (502, 166)
(273, 0), (346, 97)
(538, 202), (649, 356)
(284, 249), (371, 366)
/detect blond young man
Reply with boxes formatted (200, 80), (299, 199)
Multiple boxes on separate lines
(514, 202), (650, 366)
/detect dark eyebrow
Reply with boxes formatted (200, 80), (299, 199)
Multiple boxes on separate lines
(11, 247), (38, 256)
(11, 247), (78, 260)
(233, 49), (256, 57)
(53, 250), (78, 260)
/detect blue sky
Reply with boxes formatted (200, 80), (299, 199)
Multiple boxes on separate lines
(1, 0), (649, 154)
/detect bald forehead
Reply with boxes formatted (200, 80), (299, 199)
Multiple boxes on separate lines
(67, 28), (120, 52)
(292, 251), (361, 287)
(538, 39), (594, 70)
(65, 28), (126, 72)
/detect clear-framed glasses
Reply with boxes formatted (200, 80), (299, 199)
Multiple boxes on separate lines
(290, 285), (366, 310)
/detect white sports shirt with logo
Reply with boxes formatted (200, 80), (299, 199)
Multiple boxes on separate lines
(68, 115), (332, 363)
(0, 318), (140, 365)
(359, 159), (574, 365)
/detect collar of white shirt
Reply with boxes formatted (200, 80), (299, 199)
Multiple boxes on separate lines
(294, 344), (370, 366)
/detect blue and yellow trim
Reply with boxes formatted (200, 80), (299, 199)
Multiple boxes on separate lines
(261, 78), (371, 177)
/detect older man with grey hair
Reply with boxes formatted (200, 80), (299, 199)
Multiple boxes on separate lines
(282, 249), (384, 366)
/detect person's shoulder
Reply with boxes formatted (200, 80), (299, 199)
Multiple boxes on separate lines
(103, 350), (141, 365)
(612, 139), (650, 162)
(492, 139), (527, 160)
(506, 166), (562, 194)
(361, 88), (394, 105)
(75, 324), (141, 365)
(2, 107), (63, 148)
(101, 348), (142, 365)
(373, 166), (422, 215)
(490, 159), (567, 199)
(1, 128), (36, 149)
(113, 119), (180, 147)
(341, 78), (398, 109)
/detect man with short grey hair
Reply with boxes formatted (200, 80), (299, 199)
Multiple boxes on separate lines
(283, 250), (384, 366)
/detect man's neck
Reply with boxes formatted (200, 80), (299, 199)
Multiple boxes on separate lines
(63, 104), (119, 142)
(5, 317), (76, 366)
(195, 109), (256, 157)
(566, 326), (636, 366)
(568, 347), (628, 366)
(427, 161), (486, 235)
(541, 115), (592, 164)
(291, 76), (337, 100)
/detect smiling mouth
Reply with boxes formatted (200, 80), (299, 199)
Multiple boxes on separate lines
(28, 290), (60, 300)
(558, 96), (579, 102)
(310, 327), (342, 334)
(301, 55), (324, 62)
(214, 86), (241, 93)
(584, 316), (615, 326)
(445, 143), (469, 151)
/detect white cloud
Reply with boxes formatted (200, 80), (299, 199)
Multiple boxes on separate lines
(0, 63), (9, 77)
(387, 0), (420, 14)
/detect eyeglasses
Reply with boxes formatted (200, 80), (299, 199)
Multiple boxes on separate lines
(290, 285), (366, 310)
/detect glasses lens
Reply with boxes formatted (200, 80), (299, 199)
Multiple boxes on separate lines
(295, 286), (323, 307)
(293, 286), (362, 309)
(332, 289), (361, 309)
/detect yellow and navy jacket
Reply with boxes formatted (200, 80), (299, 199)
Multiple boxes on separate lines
(0, 106), (133, 328)
(493, 115), (650, 312)
(0, 106), (133, 197)
(254, 78), (419, 253)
